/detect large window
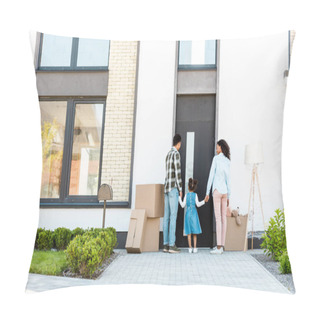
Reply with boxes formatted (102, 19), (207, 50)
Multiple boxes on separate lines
(178, 40), (217, 69)
(38, 33), (110, 70)
(39, 99), (105, 205)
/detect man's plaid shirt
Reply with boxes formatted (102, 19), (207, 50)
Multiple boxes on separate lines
(164, 147), (183, 193)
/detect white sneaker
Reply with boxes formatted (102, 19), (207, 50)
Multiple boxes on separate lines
(210, 247), (222, 254)
(193, 248), (198, 253)
(188, 248), (193, 253)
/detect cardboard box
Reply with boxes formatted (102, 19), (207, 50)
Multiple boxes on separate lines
(141, 218), (160, 252)
(224, 215), (248, 251)
(135, 184), (164, 218)
(125, 209), (147, 253)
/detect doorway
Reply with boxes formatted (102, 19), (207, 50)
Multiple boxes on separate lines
(175, 94), (216, 248)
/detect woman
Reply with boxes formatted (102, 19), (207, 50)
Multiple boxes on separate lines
(205, 139), (231, 254)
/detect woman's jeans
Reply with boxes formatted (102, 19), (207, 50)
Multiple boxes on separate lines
(163, 188), (179, 247)
(213, 189), (228, 246)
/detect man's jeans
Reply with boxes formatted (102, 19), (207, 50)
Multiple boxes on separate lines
(163, 188), (179, 247)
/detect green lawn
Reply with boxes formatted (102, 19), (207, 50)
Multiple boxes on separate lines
(29, 250), (68, 276)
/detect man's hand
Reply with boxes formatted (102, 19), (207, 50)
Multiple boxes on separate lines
(180, 192), (183, 199)
(205, 195), (209, 203)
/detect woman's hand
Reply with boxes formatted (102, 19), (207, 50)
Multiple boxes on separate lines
(227, 199), (229, 207)
(205, 195), (209, 203)
(180, 192), (183, 199)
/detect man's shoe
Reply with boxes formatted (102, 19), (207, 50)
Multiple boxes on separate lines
(163, 245), (169, 252)
(169, 245), (180, 253)
(210, 247), (222, 254)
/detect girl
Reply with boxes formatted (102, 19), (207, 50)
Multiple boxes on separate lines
(205, 139), (231, 255)
(179, 178), (205, 253)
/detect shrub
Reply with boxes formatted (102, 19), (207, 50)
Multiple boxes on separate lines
(279, 251), (292, 274)
(37, 229), (54, 251)
(65, 228), (117, 278)
(53, 227), (73, 250)
(261, 209), (287, 261)
(72, 227), (85, 239)
(35, 228), (46, 249)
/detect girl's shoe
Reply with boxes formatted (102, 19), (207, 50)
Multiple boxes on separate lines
(193, 248), (198, 253)
(188, 248), (193, 253)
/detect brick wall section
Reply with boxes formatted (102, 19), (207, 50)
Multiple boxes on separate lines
(101, 41), (138, 201)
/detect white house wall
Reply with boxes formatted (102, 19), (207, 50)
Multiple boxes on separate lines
(217, 32), (288, 231)
(37, 35), (288, 234)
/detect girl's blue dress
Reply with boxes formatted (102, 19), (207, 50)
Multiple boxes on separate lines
(183, 192), (202, 235)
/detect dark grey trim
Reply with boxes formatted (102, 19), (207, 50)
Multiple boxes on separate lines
(40, 201), (130, 209)
(60, 99), (75, 201)
(71, 38), (79, 69)
(172, 41), (179, 135)
(178, 64), (217, 70)
(127, 41), (140, 209)
(37, 32), (44, 70)
(37, 33), (110, 71)
(98, 101), (107, 194)
(288, 30), (291, 70)
(214, 40), (220, 147)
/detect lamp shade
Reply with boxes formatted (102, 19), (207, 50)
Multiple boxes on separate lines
(245, 143), (264, 164)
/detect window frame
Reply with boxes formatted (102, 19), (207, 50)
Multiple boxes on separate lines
(178, 40), (218, 70)
(37, 33), (110, 71)
(39, 97), (128, 208)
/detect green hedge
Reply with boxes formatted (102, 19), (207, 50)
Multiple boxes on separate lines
(36, 229), (53, 251)
(53, 227), (73, 250)
(65, 228), (117, 278)
(34, 227), (118, 278)
(35, 227), (117, 252)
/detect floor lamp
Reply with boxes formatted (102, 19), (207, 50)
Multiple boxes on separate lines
(245, 143), (265, 250)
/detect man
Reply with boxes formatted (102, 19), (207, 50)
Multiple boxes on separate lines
(163, 134), (183, 253)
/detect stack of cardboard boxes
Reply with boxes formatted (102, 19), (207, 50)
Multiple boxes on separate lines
(125, 184), (164, 253)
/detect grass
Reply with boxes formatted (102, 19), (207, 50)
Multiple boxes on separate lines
(29, 250), (68, 276)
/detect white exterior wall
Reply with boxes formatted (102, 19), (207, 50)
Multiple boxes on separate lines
(38, 41), (177, 231)
(38, 35), (288, 233)
(217, 32), (288, 231)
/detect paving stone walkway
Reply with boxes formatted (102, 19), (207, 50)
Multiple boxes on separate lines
(26, 249), (290, 294)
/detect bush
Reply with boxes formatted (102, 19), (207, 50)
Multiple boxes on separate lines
(35, 228), (46, 249)
(279, 251), (292, 274)
(261, 209), (287, 261)
(53, 227), (73, 250)
(37, 229), (54, 251)
(65, 228), (117, 278)
(72, 227), (85, 239)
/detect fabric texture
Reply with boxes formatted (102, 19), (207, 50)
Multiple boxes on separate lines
(206, 152), (231, 198)
(163, 187), (179, 246)
(164, 147), (183, 193)
(213, 189), (228, 246)
(179, 192), (204, 235)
